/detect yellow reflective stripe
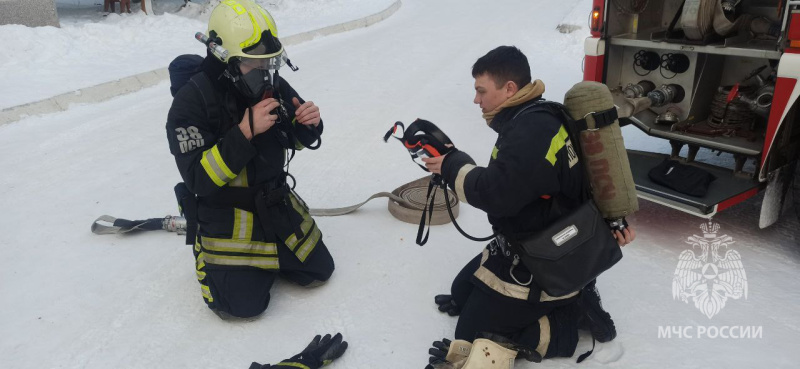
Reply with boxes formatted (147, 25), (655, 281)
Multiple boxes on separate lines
(277, 362), (311, 369)
(203, 253), (279, 269)
(196, 250), (212, 301)
(196, 254), (206, 280)
(285, 194), (313, 248)
(196, 250), (207, 280)
(200, 150), (225, 187)
(229, 167), (249, 187)
(295, 226), (321, 262)
(230, 168), (252, 240)
(257, 6), (278, 36)
(222, 0), (246, 14)
(232, 208), (253, 240)
(200, 146), (235, 187)
(201, 285), (213, 302)
(545, 125), (569, 166)
(202, 237), (277, 255)
(210, 145), (236, 180)
(285, 218), (313, 249)
(196, 251), (205, 268)
(241, 11), (262, 49)
(491, 146), (499, 160)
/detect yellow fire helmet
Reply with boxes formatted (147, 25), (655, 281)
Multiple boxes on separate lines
(207, 0), (283, 64)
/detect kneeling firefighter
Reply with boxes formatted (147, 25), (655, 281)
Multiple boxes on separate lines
(166, 0), (333, 319)
(422, 46), (637, 366)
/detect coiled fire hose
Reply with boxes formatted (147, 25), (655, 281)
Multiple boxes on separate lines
(682, 0), (717, 41)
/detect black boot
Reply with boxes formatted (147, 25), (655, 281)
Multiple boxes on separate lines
(578, 281), (617, 343)
(544, 302), (580, 359)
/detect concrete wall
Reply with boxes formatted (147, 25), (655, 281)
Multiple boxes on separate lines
(0, 0), (60, 27)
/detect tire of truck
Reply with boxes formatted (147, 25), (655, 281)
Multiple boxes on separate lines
(794, 160), (800, 223)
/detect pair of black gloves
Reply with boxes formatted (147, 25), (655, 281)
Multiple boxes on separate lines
(250, 333), (348, 369)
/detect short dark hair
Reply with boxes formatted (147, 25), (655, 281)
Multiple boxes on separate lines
(472, 46), (532, 89)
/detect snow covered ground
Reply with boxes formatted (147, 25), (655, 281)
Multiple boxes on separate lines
(1, 0), (395, 110)
(1, 0), (799, 368)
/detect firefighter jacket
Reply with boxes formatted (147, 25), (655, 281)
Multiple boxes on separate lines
(441, 98), (585, 241)
(166, 56), (324, 271)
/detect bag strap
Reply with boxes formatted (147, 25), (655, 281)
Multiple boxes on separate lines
(188, 73), (223, 135)
(513, 101), (593, 202)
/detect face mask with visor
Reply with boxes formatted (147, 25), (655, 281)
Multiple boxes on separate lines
(233, 50), (297, 103)
(222, 30), (299, 104)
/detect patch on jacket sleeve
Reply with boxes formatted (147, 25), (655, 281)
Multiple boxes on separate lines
(565, 138), (578, 168)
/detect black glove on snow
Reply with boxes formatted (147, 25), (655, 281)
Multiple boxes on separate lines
(297, 333), (348, 368)
(425, 338), (452, 369)
(251, 333), (348, 369)
(434, 294), (460, 316)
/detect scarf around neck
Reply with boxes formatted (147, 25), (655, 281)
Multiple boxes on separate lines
(482, 79), (546, 125)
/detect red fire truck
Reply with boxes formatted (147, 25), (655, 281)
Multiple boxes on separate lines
(583, 0), (800, 227)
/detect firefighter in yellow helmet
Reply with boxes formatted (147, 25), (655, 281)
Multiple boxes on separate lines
(166, 0), (333, 319)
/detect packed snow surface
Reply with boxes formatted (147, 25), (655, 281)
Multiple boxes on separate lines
(1, 0), (799, 368)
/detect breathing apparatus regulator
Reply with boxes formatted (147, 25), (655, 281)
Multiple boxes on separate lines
(384, 120), (496, 246)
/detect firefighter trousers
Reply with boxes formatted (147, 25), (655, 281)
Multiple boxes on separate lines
(451, 251), (580, 358)
(199, 240), (335, 319)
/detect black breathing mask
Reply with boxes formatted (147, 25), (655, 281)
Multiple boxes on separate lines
(229, 61), (274, 105)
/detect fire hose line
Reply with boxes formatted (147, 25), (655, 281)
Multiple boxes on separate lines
(309, 176), (459, 225)
(91, 177), (459, 235)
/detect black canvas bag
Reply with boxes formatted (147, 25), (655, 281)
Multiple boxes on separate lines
(513, 199), (622, 297)
(510, 102), (623, 297)
(648, 159), (717, 197)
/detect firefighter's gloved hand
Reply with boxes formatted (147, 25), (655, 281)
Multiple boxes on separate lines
(297, 333), (348, 368)
(435, 294), (460, 316)
(605, 217), (628, 232)
(425, 338), (451, 369)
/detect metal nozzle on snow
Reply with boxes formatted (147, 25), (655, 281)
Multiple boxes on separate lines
(91, 215), (187, 235)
